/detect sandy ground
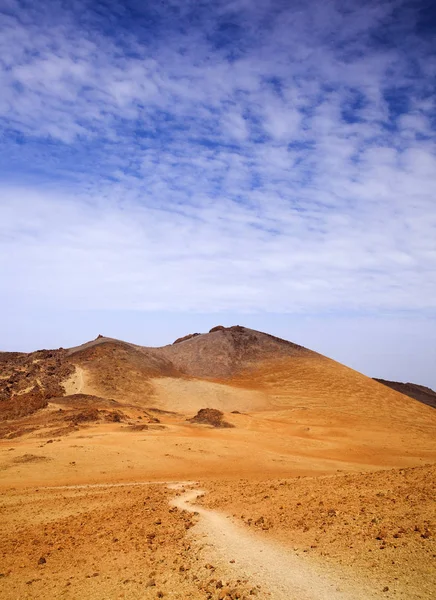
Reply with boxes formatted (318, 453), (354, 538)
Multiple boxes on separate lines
(0, 482), (225, 600)
(200, 465), (436, 600)
(1, 415), (434, 490)
(1, 465), (434, 600)
(1, 411), (435, 600)
(151, 377), (269, 413)
(172, 487), (369, 600)
(1, 333), (436, 599)
(62, 366), (86, 395)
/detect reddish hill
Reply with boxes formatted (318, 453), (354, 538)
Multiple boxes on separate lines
(158, 325), (310, 378)
(2, 326), (436, 440)
(1, 325), (435, 483)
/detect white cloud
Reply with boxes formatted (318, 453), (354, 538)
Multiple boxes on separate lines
(0, 0), (435, 318)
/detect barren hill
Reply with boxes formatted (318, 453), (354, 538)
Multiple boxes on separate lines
(57, 325), (315, 410)
(158, 325), (310, 378)
(1, 325), (435, 481)
(65, 325), (310, 379)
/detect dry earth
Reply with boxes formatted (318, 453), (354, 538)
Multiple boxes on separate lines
(1, 326), (435, 599)
(0, 481), (261, 600)
(200, 465), (436, 600)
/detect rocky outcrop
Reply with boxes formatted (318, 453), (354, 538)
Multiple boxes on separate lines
(173, 333), (201, 344)
(188, 408), (234, 428)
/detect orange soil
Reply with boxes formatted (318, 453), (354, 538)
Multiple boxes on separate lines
(201, 465), (436, 600)
(1, 328), (435, 599)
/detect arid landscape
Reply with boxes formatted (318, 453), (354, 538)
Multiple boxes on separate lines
(1, 326), (435, 599)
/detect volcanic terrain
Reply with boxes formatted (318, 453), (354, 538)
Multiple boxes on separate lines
(374, 378), (436, 409)
(1, 326), (435, 599)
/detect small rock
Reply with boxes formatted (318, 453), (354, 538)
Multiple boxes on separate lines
(383, 586), (389, 592)
(38, 557), (46, 565)
(146, 579), (156, 587)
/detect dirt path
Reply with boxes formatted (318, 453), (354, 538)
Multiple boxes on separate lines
(40, 481), (375, 599)
(62, 365), (85, 395)
(170, 486), (371, 600)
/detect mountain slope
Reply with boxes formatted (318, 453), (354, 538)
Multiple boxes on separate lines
(1, 326), (435, 479)
(53, 327), (436, 437)
(374, 378), (436, 409)
(158, 325), (310, 378)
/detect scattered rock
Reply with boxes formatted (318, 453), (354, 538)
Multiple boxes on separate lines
(14, 454), (51, 464)
(128, 424), (148, 431)
(188, 408), (234, 429)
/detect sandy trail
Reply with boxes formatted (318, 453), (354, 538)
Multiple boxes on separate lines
(170, 486), (368, 600)
(41, 481), (371, 599)
(62, 365), (85, 395)
(45, 480), (193, 490)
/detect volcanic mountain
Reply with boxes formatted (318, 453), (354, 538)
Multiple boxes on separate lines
(1, 325), (435, 483)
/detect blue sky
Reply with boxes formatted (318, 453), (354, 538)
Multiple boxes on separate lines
(1, 0), (435, 387)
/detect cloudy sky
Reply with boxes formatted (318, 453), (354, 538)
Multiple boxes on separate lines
(1, 0), (435, 386)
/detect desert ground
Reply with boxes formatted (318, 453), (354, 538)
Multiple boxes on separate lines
(1, 326), (435, 599)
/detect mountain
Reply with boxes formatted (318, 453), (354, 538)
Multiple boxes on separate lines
(374, 378), (436, 409)
(1, 325), (435, 481)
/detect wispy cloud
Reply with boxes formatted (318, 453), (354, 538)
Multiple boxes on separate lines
(0, 0), (435, 316)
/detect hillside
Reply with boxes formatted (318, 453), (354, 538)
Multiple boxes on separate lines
(374, 378), (436, 409)
(1, 325), (435, 600)
(0, 325), (435, 485)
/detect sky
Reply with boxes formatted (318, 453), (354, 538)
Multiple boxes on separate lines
(0, 0), (435, 387)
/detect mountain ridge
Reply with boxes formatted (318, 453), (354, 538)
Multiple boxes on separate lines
(1, 324), (435, 485)
(374, 378), (436, 409)
(1, 325), (435, 428)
